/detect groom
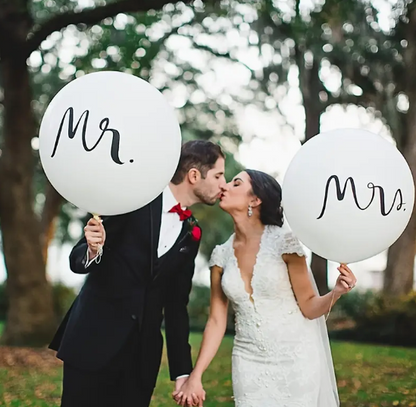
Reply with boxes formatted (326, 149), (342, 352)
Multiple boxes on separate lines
(49, 140), (226, 407)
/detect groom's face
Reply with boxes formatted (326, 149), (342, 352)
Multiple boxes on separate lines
(194, 157), (226, 205)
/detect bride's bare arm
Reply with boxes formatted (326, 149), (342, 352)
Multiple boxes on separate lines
(284, 254), (357, 320)
(191, 265), (229, 378)
(173, 265), (229, 406)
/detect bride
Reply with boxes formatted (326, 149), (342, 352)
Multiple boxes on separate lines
(174, 169), (356, 407)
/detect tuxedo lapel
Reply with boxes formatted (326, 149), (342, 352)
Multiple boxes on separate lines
(174, 220), (189, 249)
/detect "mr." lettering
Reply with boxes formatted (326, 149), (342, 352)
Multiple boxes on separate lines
(51, 107), (124, 165)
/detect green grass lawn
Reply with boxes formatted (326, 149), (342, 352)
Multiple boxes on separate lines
(0, 333), (415, 406)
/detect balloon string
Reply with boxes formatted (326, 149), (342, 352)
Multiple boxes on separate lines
(92, 213), (103, 263)
(325, 290), (336, 322)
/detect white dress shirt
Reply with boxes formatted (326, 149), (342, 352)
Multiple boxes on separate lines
(85, 185), (189, 380)
(158, 185), (186, 257)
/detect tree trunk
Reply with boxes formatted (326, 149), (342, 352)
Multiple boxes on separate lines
(383, 8), (416, 296)
(0, 55), (55, 346)
(304, 104), (329, 294)
(298, 53), (329, 294)
(41, 182), (64, 264)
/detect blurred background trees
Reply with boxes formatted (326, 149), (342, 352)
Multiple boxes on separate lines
(0, 0), (415, 346)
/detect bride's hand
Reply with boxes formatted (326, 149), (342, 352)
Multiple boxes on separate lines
(334, 264), (357, 295)
(172, 375), (205, 407)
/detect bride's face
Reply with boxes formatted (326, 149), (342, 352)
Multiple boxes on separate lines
(219, 171), (255, 213)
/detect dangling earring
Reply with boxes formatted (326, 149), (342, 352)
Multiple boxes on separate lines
(248, 205), (253, 217)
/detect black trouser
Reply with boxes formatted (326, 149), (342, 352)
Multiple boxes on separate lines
(61, 326), (154, 407)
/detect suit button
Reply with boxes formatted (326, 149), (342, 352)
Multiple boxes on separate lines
(131, 314), (137, 320)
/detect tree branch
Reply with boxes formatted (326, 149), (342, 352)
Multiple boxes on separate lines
(25, 0), (192, 56)
(189, 41), (254, 73)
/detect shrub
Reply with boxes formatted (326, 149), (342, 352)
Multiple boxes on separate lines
(331, 290), (416, 347)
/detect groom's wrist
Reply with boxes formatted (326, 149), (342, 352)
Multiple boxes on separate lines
(175, 374), (189, 381)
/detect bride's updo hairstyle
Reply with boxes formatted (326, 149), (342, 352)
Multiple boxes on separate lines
(245, 169), (284, 227)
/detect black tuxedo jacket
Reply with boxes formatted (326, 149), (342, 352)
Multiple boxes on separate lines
(49, 194), (200, 388)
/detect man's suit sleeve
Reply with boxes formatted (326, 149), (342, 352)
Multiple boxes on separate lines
(69, 214), (129, 274)
(164, 242), (200, 380)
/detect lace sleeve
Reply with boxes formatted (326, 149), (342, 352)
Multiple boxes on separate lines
(279, 232), (306, 257)
(209, 244), (226, 268)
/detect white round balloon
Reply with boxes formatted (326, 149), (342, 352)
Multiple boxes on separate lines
(39, 71), (181, 215)
(282, 128), (414, 263)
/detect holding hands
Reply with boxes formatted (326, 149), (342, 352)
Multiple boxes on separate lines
(172, 375), (206, 407)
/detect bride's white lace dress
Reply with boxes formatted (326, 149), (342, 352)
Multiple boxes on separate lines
(209, 225), (339, 407)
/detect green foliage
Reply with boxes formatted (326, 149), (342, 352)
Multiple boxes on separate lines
(333, 289), (378, 321)
(51, 284), (77, 322)
(228, 0), (409, 146)
(30, 0), (79, 23)
(188, 284), (235, 333)
(187, 285), (211, 331)
(332, 290), (416, 347)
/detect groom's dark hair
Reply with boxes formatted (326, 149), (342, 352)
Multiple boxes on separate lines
(171, 140), (225, 184)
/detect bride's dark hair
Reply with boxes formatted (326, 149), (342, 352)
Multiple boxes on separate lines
(245, 169), (284, 227)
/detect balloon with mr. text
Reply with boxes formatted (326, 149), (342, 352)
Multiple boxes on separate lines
(39, 71), (181, 216)
(282, 128), (414, 264)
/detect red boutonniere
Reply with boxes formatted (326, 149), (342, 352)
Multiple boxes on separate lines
(191, 225), (202, 241)
(187, 216), (201, 242)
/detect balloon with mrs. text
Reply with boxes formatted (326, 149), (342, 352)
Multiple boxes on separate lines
(282, 128), (414, 264)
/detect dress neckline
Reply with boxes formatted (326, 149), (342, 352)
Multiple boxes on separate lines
(230, 225), (270, 303)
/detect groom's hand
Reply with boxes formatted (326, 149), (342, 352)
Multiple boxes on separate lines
(172, 377), (193, 406)
(172, 377), (189, 404)
(174, 376), (188, 394)
(85, 218), (106, 257)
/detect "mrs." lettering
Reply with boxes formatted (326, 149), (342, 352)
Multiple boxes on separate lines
(317, 175), (405, 219)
